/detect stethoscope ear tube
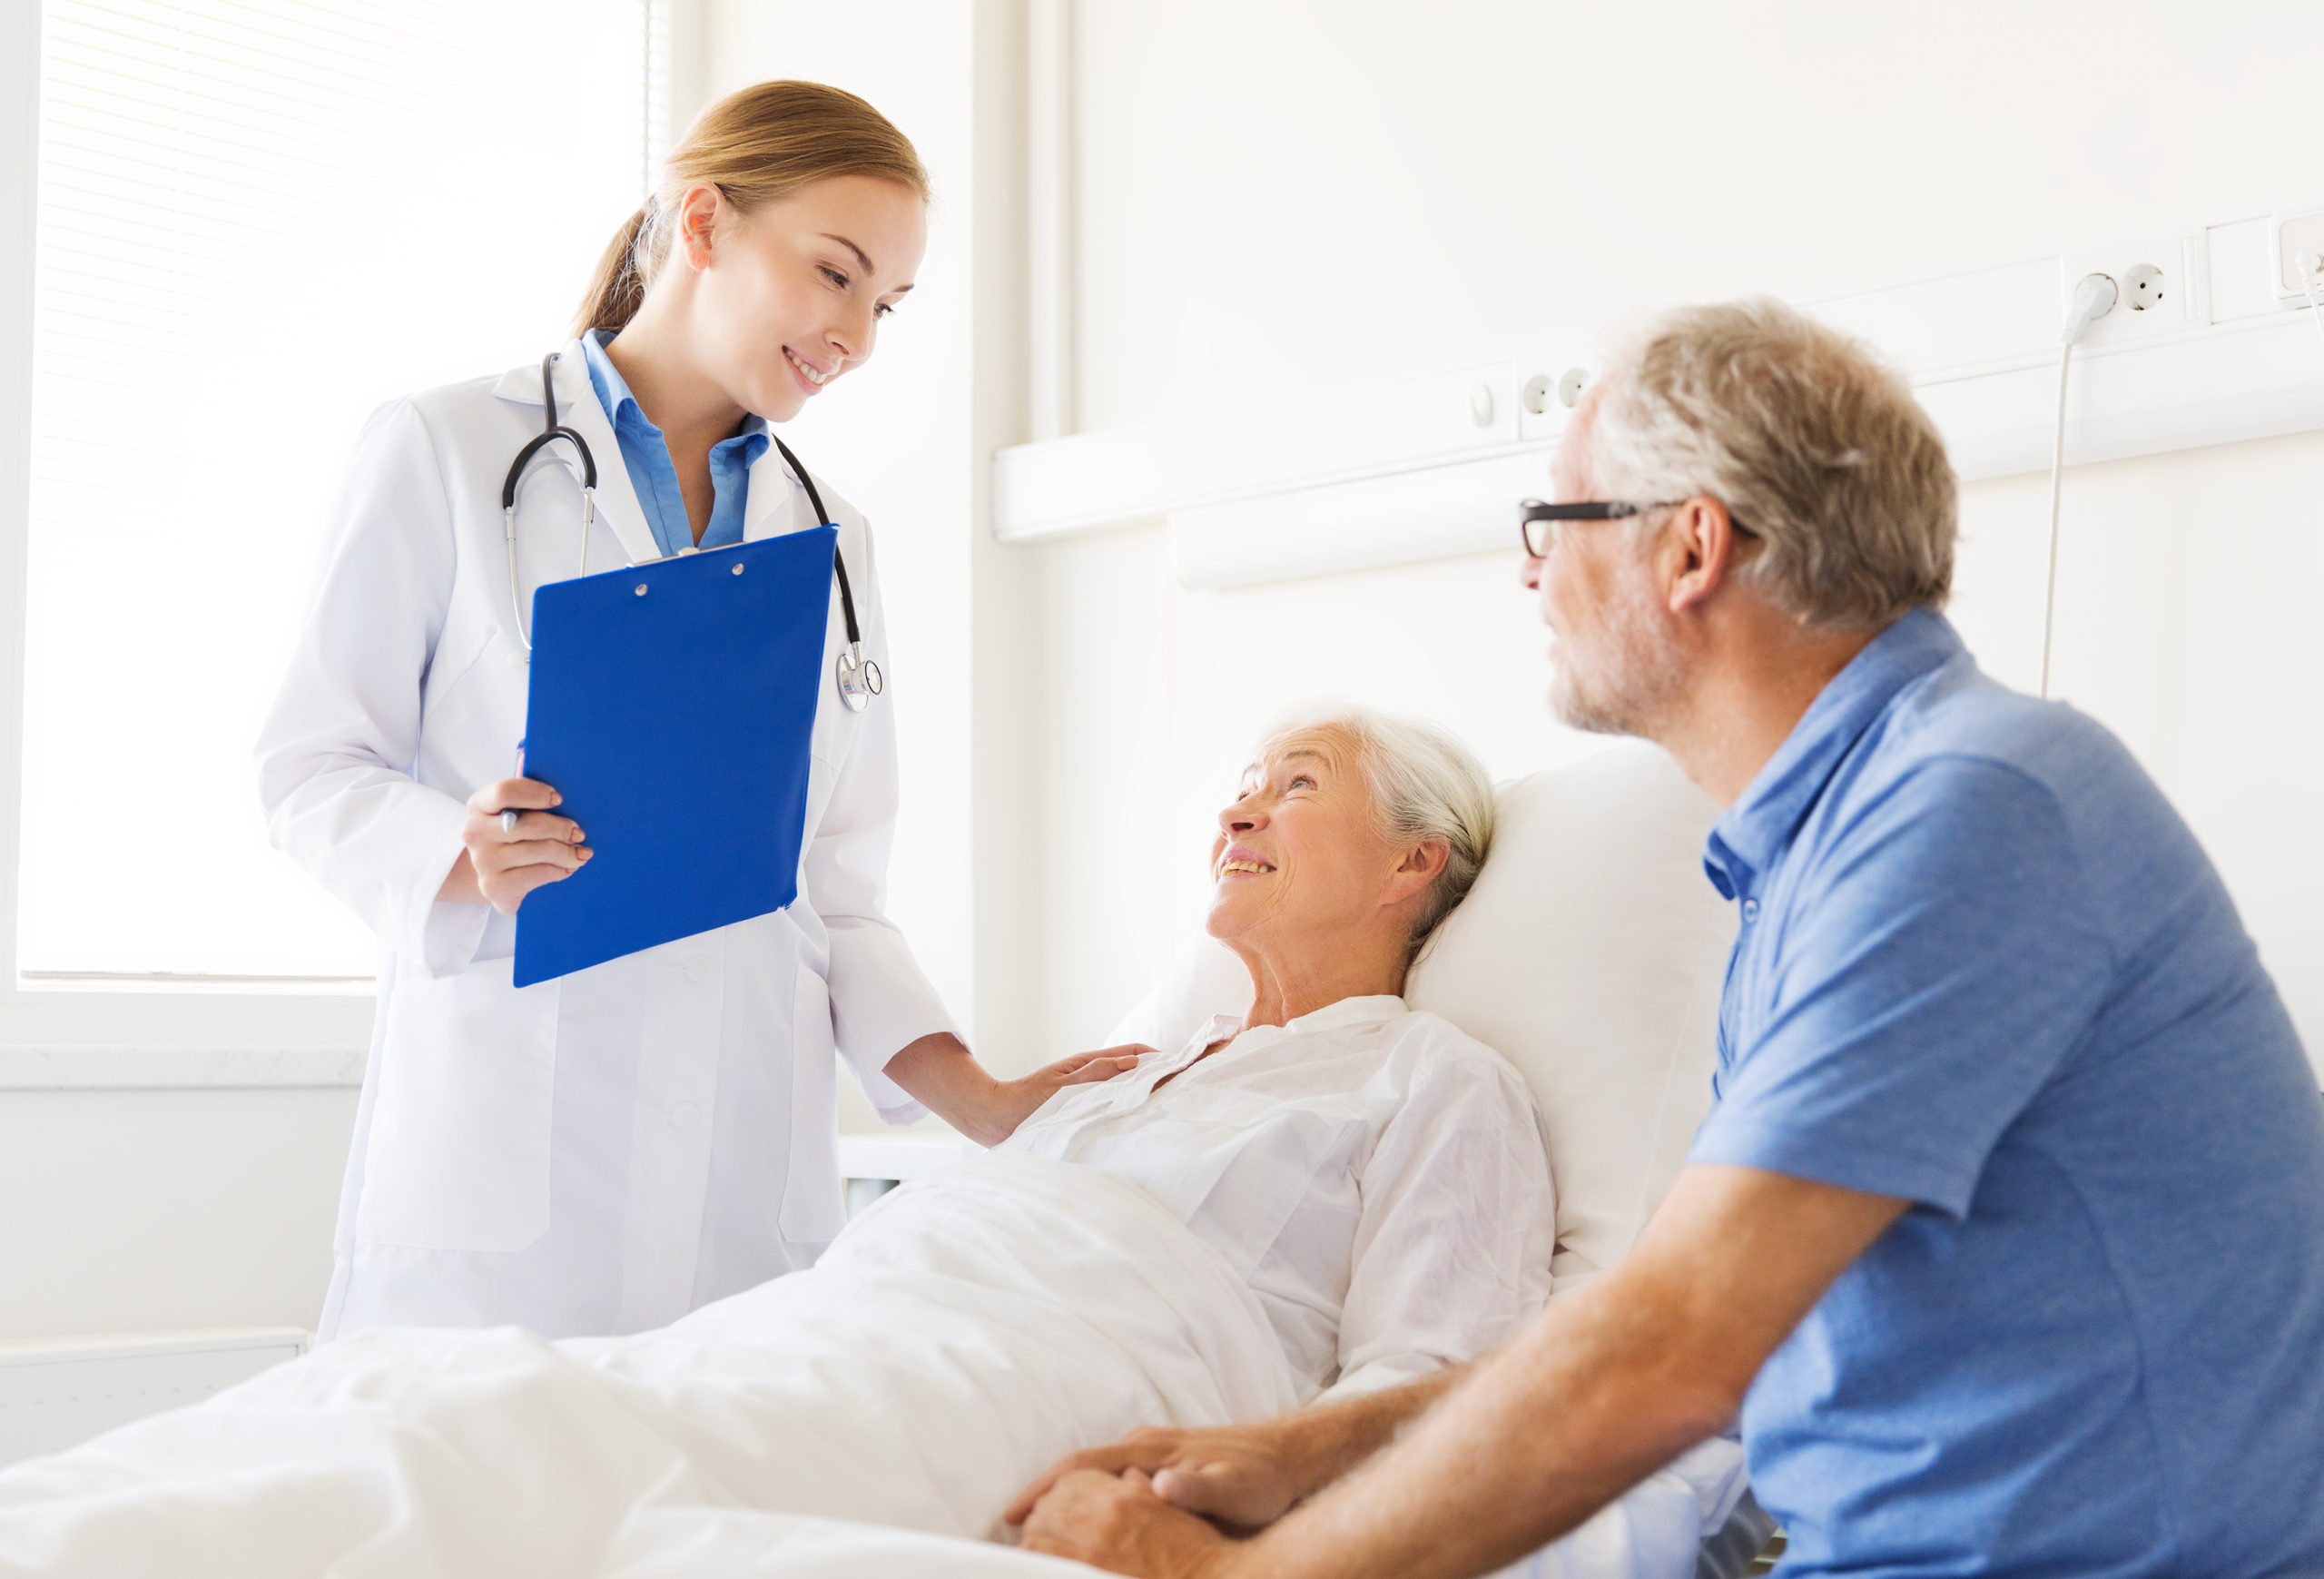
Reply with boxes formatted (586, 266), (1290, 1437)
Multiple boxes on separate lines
(767, 434), (867, 656)
(502, 350), (602, 651)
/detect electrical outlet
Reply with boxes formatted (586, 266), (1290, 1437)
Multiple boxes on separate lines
(2271, 207), (2324, 300)
(2059, 232), (2195, 341)
(2122, 262), (2167, 311)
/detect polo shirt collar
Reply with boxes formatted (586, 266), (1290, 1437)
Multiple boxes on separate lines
(1703, 607), (1965, 901)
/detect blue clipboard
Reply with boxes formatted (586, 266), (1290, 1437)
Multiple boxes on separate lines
(511, 525), (835, 987)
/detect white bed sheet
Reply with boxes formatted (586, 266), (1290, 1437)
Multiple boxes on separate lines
(0, 1154), (1743, 1578)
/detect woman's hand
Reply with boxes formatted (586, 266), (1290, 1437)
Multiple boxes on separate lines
(437, 777), (591, 914)
(885, 1036), (1151, 1148)
(975, 1047), (1152, 1143)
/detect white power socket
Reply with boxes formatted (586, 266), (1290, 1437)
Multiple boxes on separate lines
(2059, 232), (2195, 341)
(2122, 262), (2167, 311)
(2271, 206), (2324, 301)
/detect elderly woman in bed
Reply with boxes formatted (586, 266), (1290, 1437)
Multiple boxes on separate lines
(0, 709), (1562, 1577)
(990, 707), (1554, 1404)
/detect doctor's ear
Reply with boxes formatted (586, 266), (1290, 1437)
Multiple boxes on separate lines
(672, 183), (727, 269)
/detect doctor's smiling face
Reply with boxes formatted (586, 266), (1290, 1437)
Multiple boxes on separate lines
(670, 173), (927, 424)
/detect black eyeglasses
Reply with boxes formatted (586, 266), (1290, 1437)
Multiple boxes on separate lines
(1518, 498), (1754, 558)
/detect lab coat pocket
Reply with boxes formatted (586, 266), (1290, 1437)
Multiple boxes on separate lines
(357, 954), (561, 1253)
(780, 962), (847, 1244)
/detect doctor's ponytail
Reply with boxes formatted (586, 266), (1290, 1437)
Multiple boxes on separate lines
(571, 80), (930, 339)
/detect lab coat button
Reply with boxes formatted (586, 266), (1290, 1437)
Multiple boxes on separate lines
(1741, 898), (1761, 923)
(684, 954), (714, 984)
(669, 1101), (700, 1132)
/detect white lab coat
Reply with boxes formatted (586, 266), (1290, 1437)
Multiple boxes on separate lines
(256, 340), (956, 1342)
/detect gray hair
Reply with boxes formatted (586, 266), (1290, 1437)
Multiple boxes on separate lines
(1257, 706), (1495, 962)
(1588, 297), (1957, 628)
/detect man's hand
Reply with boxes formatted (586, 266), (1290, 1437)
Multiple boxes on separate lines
(1006, 1422), (1313, 1531)
(1018, 1469), (1243, 1578)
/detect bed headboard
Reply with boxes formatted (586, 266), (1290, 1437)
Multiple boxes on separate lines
(1107, 743), (1735, 1291)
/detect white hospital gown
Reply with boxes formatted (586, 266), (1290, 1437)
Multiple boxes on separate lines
(994, 993), (1556, 1401)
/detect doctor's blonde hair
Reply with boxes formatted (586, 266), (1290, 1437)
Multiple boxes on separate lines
(571, 80), (930, 339)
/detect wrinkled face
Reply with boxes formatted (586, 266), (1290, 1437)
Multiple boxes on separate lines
(687, 174), (927, 423)
(1205, 728), (1409, 950)
(1521, 403), (1688, 737)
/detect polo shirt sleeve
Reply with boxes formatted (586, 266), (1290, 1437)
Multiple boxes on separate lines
(1689, 756), (2114, 1219)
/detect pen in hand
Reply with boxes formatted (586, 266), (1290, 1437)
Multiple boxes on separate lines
(501, 740), (525, 834)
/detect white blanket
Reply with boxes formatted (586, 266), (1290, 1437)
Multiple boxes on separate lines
(0, 1155), (1745, 1578)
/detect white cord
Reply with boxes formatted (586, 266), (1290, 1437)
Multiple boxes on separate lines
(2038, 273), (2118, 700)
(2038, 340), (2073, 698)
(2301, 251), (2324, 343)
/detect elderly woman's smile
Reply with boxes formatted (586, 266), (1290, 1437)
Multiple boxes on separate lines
(1197, 717), (1495, 1025)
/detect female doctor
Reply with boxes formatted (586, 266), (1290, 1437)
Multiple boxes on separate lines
(256, 81), (1141, 1341)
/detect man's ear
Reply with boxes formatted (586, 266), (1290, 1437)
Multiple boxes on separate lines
(1665, 496), (1748, 615)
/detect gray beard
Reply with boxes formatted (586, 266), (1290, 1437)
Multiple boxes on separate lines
(1547, 577), (1686, 740)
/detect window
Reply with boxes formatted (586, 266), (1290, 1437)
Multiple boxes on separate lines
(19, 0), (669, 979)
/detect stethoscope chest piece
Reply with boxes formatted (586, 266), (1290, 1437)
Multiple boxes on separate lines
(835, 643), (883, 713)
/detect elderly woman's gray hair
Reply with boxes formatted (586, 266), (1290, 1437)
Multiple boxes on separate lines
(1259, 706), (1495, 962)
(1588, 297), (1957, 629)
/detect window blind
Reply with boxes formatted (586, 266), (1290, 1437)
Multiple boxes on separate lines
(21, 0), (669, 978)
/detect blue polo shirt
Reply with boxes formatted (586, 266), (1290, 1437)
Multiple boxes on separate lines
(581, 328), (768, 556)
(1690, 608), (2324, 1578)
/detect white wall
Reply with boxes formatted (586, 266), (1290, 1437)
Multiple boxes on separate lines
(1019, 0), (2324, 1072)
(0, 1091), (352, 1342)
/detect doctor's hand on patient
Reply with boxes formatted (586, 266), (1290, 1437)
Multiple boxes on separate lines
(435, 776), (591, 914)
(885, 1035), (1153, 1147)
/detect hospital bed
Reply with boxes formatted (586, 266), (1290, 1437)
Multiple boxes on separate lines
(0, 744), (1772, 1579)
(1111, 740), (1776, 1579)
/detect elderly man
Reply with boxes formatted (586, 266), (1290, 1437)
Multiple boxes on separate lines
(1013, 300), (2324, 1578)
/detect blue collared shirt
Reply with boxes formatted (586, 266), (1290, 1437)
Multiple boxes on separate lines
(1689, 607), (2324, 1578)
(581, 329), (768, 557)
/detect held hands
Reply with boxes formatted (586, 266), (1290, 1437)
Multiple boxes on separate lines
(445, 777), (591, 914)
(1015, 1468), (1242, 1579)
(1007, 1422), (1310, 1533)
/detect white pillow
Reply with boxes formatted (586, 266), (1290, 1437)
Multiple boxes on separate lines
(1106, 743), (1733, 1289)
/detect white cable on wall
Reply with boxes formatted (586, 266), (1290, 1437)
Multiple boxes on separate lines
(2301, 251), (2324, 344)
(2037, 273), (2121, 699)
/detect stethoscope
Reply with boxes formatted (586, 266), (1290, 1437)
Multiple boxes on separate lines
(498, 350), (883, 712)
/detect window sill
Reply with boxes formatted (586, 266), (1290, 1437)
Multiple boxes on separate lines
(0, 1045), (365, 1091)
